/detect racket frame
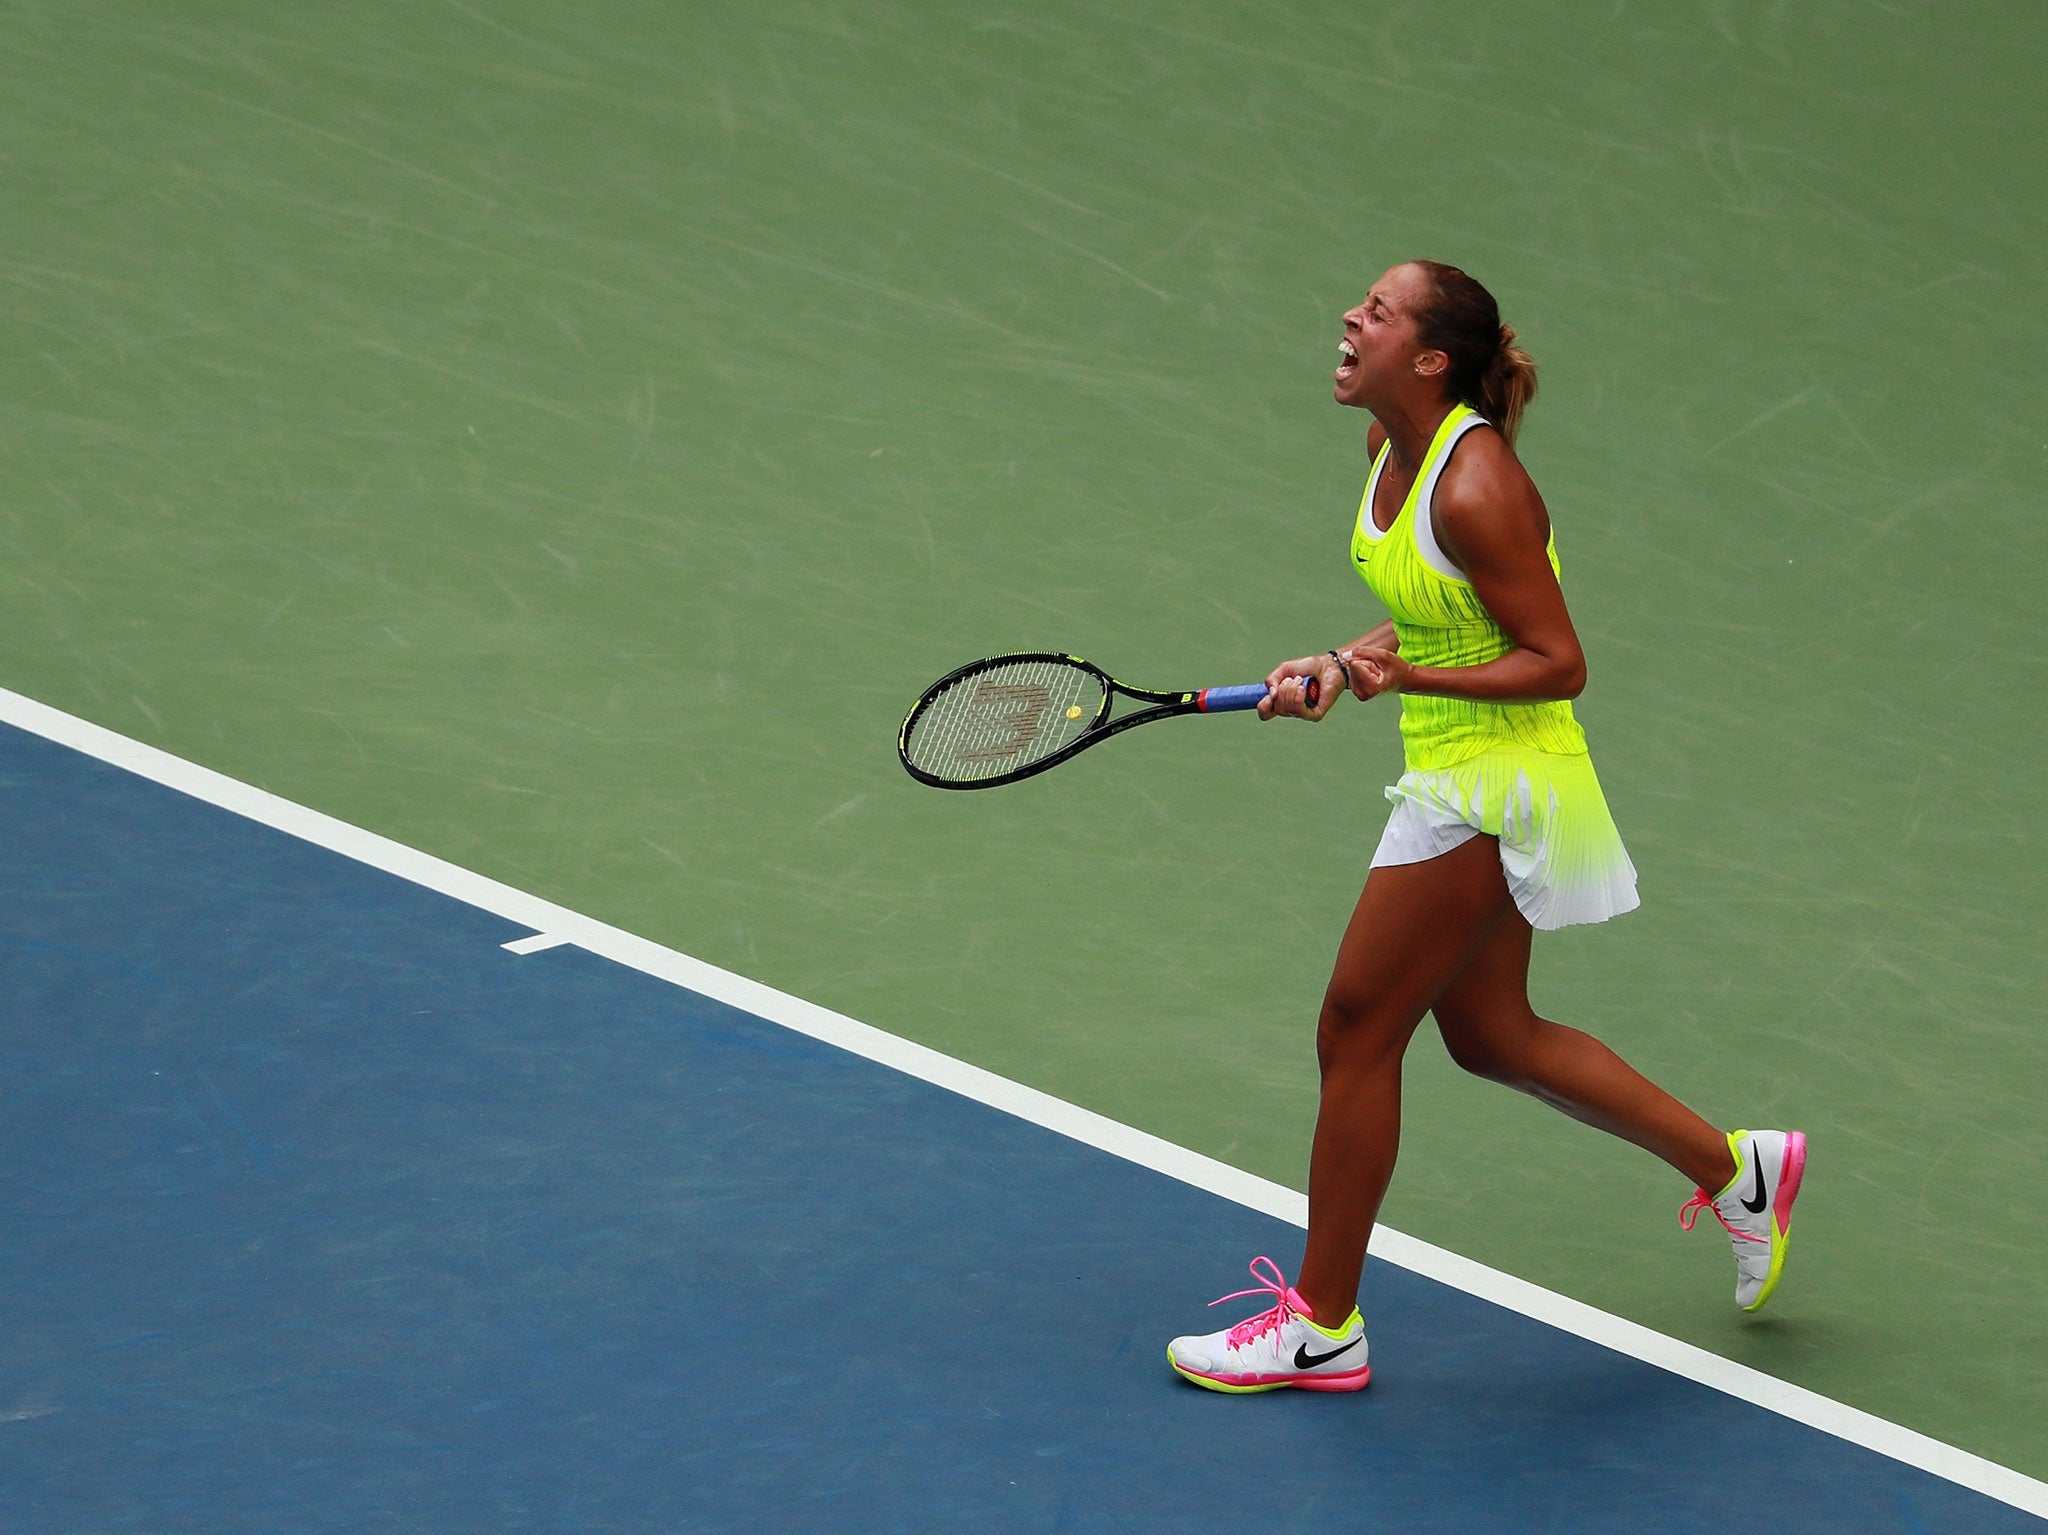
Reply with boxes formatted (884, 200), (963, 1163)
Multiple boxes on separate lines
(898, 651), (1263, 791)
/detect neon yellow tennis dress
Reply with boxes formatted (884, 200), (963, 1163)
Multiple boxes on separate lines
(1350, 404), (1638, 928)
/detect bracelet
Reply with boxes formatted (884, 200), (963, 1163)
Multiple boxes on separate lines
(1328, 649), (1348, 674)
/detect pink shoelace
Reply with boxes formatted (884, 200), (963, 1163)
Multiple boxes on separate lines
(1678, 1189), (1768, 1243)
(1207, 1256), (1312, 1347)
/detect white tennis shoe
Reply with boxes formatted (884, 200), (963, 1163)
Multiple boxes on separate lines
(1680, 1128), (1807, 1312)
(1166, 1256), (1370, 1393)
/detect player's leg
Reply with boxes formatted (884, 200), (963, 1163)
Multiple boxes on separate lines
(1288, 833), (1519, 1328)
(1430, 917), (1806, 1311)
(1167, 835), (1513, 1391)
(1428, 912), (1735, 1191)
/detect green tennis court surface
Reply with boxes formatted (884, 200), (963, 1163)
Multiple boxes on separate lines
(3, 0), (2044, 1487)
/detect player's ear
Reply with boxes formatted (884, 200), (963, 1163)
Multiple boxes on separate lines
(1414, 348), (1449, 380)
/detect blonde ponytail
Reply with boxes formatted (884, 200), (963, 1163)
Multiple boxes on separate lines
(1478, 324), (1538, 448)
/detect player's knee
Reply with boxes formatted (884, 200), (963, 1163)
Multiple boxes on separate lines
(1438, 1024), (1505, 1080)
(1316, 986), (1371, 1043)
(1434, 1007), (1526, 1084)
(1315, 989), (1407, 1071)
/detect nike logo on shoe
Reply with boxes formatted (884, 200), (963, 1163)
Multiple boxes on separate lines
(1740, 1145), (1768, 1214)
(1294, 1337), (1361, 1369)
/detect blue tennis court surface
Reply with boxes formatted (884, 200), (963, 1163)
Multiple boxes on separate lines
(1, 718), (2039, 1534)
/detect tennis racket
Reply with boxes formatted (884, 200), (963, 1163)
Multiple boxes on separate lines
(898, 651), (1318, 790)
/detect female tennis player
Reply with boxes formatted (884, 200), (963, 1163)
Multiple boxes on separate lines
(1165, 260), (1806, 1393)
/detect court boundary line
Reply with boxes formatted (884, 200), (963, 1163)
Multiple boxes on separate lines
(2, 681), (2041, 1522)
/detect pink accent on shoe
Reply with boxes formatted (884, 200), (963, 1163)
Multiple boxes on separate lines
(1295, 1364), (1372, 1392)
(1177, 1362), (1373, 1392)
(1178, 1257), (1371, 1391)
(1207, 1255), (1312, 1346)
(1678, 1189), (1767, 1242)
(1776, 1132), (1807, 1234)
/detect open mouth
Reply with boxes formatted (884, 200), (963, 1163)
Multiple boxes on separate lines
(1335, 337), (1359, 382)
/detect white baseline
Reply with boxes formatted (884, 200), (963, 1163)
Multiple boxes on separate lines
(0, 682), (2040, 1521)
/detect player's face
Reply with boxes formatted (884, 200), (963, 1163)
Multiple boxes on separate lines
(1334, 263), (1429, 407)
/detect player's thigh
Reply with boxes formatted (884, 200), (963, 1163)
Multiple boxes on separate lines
(1430, 910), (1540, 1078)
(1323, 834), (1517, 1036)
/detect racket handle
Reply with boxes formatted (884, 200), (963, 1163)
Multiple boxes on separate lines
(1198, 678), (1320, 713)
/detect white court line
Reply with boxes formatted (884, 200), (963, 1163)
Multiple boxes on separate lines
(1, 680), (2041, 1521)
(502, 932), (571, 955)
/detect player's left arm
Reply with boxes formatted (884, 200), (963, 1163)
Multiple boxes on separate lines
(1341, 430), (1587, 703)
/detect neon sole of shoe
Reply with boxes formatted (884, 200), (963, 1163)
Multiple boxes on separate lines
(1742, 1130), (1808, 1314)
(1166, 1350), (1372, 1393)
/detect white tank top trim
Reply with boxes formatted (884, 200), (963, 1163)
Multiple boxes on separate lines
(1356, 447), (1392, 544)
(1411, 412), (1488, 583)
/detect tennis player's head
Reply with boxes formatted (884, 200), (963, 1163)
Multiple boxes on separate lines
(1335, 261), (1538, 446)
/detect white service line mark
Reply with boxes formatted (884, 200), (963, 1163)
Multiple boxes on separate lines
(502, 932), (571, 955)
(0, 682), (2040, 1521)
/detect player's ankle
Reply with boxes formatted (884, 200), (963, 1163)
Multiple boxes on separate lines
(1693, 1131), (1740, 1195)
(1296, 1290), (1351, 1329)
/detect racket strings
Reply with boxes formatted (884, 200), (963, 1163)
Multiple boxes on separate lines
(908, 659), (1103, 783)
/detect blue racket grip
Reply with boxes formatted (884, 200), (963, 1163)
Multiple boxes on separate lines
(1198, 678), (1320, 713)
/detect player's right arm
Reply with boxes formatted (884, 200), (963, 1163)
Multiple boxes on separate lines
(1260, 422), (1397, 720)
(1259, 620), (1397, 721)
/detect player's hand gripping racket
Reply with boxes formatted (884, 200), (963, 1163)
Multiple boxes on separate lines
(898, 652), (1318, 790)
